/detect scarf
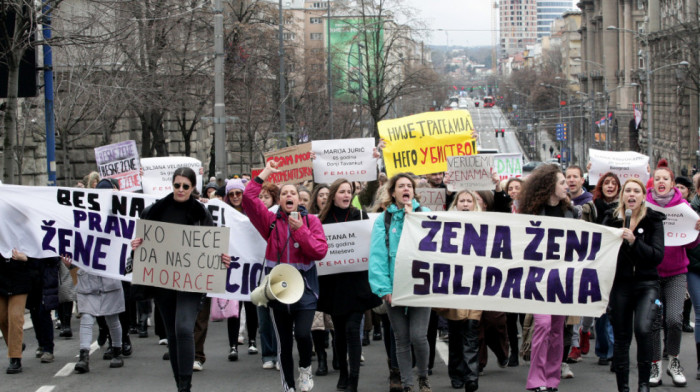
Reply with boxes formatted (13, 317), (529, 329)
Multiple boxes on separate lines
(651, 188), (674, 207)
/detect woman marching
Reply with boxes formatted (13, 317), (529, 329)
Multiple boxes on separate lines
(317, 179), (382, 392)
(241, 160), (328, 392)
(518, 164), (576, 392)
(603, 178), (665, 392)
(369, 173), (433, 392)
(131, 168), (232, 392)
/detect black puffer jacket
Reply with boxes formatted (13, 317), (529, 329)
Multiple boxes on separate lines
(602, 207), (665, 282)
(26, 257), (60, 311)
(0, 255), (39, 297)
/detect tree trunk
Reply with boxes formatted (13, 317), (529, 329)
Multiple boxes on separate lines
(139, 109), (167, 157)
(2, 51), (21, 184)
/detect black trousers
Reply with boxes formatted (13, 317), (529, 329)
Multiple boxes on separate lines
(609, 279), (660, 388)
(448, 319), (480, 384)
(272, 308), (315, 390)
(227, 301), (259, 347)
(30, 305), (54, 354)
(332, 311), (364, 378)
(153, 289), (203, 378)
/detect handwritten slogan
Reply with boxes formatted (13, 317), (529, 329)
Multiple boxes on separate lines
(589, 149), (650, 185)
(94, 140), (142, 192)
(494, 153), (523, 180)
(416, 188), (447, 211)
(312, 138), (377, 183)
(141, 157), (204, 196)
(392, 212), (624, 317)
(445, 155), (495, 192)
(133, 220), (230, 293)
(378, 111), (477, 178)
(646, 203), (700, 246)
(252, 143), (313, 184)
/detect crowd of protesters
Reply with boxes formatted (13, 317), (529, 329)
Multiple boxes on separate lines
(2, 146), (700, 392)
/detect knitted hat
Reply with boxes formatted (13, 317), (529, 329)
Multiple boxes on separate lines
(226, 179), (246, 194)
(203, 181), (218, 194)
(675, 176), (692, 189)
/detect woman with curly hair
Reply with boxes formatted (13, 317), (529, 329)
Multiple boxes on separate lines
(518, 164), (574, 392)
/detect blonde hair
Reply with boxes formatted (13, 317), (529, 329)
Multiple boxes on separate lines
(449, 190), (482, 212)
(613, 178), (648, 222)
(85, 171), (101, 189)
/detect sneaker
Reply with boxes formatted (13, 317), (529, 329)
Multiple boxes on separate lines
(238, 334), (245, 345)
(567, 347), (582, 363)
(228, 346), (239, 361)
(649, 361), (662, 387)
(561, 363), (574, 379)
(418, 376), (432, 392)
(667, 356), (687, 386)
(276, 361), (280, 371)
(193, 360), (203, 371)
(248, 340), (258, 355)
(35, 347), (44, 358)
(297, 365), (314, 391)
(580, 331), (591, 355)
(262, 360), (275, 369)
(40, 352), (55, 363)
(158, 338), (168, 345)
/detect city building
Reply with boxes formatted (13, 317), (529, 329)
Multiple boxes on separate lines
(499, 0), (538, 55)
(536, 1), (578, 39)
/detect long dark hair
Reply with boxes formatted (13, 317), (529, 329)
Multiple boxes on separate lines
(592, 172), (621, 202)
(518, 164), (570, 215)
(309, 184), (329, 214)
(172, 167), (197, 186)
(318, 178), (357, 222)
(377, 173), (420, 211)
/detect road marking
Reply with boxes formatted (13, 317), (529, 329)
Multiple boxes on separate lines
(436, 339), (449, 366)
(35, 386), (55, 392)
(89, 341), (99, 355)
(55, 363), (75, 377)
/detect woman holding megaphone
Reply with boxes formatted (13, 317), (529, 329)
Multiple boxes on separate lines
(242, 159), (328, 392)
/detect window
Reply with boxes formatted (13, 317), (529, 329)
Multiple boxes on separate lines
(283, 32), (296, 41)
(311, 2), (328, 9)
(310, 33), (323, 40)
(310, 17), (322, 24)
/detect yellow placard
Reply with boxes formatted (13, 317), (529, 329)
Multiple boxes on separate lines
(378, 110), (476, 178)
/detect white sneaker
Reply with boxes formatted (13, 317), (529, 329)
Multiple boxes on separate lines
(238, 333), (245, 345)
(262, 360), (275, 369)
(561, 362), (574, 379)
(276, 361), (280, 371)
(297, 365), (314, 391)
(193, 360), (203, 371)
(649, 361), (662, 387)
(667, 356), (687, 386)
(158, 339), (168, 346)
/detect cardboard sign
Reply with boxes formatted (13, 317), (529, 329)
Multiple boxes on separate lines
(133, 220), (230, 293)
(94, 140), (142, 192)
(316, 218), (377, 276)
(494, 153), (523, 180)
(378, 110), (476, 178)
(444, 155), (495, 192)
(312, 138), (377, 183)
(589, 149), (650, 186)
(391, 211), (624, 317)
(261, 143), (313, 184)
(646, 203), (700, 246)
(416, 188), (447, 211)
(141, 157), (204, 196)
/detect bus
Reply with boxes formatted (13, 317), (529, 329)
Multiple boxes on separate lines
(483, 96), (495, 108)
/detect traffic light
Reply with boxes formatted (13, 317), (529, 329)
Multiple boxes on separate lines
(563, 123), (568, 140)
(557, 154), (561, 163)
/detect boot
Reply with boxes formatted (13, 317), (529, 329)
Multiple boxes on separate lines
(389, 368), (402, 392)
(637, 383), (649, 392)
(345, 374), (359, 392)
(696, 343), (700, 380)
(178, 375), (192, 392)
(75, 349), (90, 373)
(315, 351), (328, 376)
(507, 350), (519, 367)
(103, 335), (114, 360)
(109, 346), (124, 368)
(6, 358), (22, 374)
(336, 369), (349, 390)
(615, 369), (630, 392)
(138, 313), (149, 338)
(59, 326), (73, 338)
(682, 298), (694, 332)
(122, 335), (133, 357)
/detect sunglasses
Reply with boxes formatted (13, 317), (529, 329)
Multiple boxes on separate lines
(173, 183), (191, 190)
(228, 190), (243, 197)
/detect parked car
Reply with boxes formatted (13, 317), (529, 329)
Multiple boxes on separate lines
(522, 161), (545, 172)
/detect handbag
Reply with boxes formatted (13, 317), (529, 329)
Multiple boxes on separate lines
(210, 298), (239, 321)
(58, 262), (77, 303)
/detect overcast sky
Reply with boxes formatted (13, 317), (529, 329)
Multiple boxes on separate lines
(403, 0), (494, 47)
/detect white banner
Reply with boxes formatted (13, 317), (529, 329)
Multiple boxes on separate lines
(445, 155), (495, 192)
(316, 217), (377, 276)
(311, 138), (377, 183)
(94, 140), (142, 192)
(646, 203), (700, 246)
(392, 211), (624, 317)
(589, 149), (649, 186)
(0, 185), (268, 299)
(141, 157), (204, 197)
(416, 188), (447, 211)
(494, 153), (523, 181)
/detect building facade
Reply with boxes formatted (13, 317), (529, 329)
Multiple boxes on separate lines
(500, 0), (538, 55)
(536, 1), (578, 39)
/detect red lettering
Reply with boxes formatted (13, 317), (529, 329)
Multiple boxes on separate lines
(183, 272), (193, 290)
(206, 275), (214, 291)
(159, 270), (169, 286)
(143, 267), (154, 283)
(172, 271), (181, 289)
(195, 274), (204, 290)
(419, 147), (428, 164)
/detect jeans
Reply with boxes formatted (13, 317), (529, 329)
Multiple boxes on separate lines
(153, 288), (203, 378)
(381, 313), (398, 369)
(30, 304), (55, 354)
(386, 305), (431, 387)
(257, 305), (277, 363)
(609, 279), (659, 387)
(687, 270), (700, 343)
(595, 314), (614, 360)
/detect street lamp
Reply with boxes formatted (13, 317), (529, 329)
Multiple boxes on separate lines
(607, 25), (690, 161)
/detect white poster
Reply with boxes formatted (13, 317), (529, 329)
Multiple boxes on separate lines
(444, 155), (495, 192)
(316, 217), (377, 276)
(392, 211), (624, 317)
(494, 153), (523, 181)
(94, 140), (142, 192)
(589, 149), (650, 186)
(646, 203), (700, 246)
(311, 138), (377, 183)
(416, 188), (447, 211)
(141, 157), (204, 196)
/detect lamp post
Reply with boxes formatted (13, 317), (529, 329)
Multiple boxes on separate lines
(278, 0), (287, 147)
(607, 25), (689, 161)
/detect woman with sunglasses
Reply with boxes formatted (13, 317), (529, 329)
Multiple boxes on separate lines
(131, 167), (231, 392)
(242, 160), (328, 392)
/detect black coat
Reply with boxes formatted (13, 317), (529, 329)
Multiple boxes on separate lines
(602, 207), (665, 282)
(0, 255), (39, 297)
(26, 257), (60, 311)
(317, 206), (382, 315)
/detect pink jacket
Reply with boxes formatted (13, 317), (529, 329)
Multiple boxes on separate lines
(242, 179), (328, 267)
(646, 187), (700, 277)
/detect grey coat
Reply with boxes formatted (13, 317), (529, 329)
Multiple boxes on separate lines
(75, 269), (125, 316)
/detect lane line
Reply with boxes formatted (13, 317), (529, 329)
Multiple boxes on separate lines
(54, 363), (75, 377)
(35, 386), (55, 392)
